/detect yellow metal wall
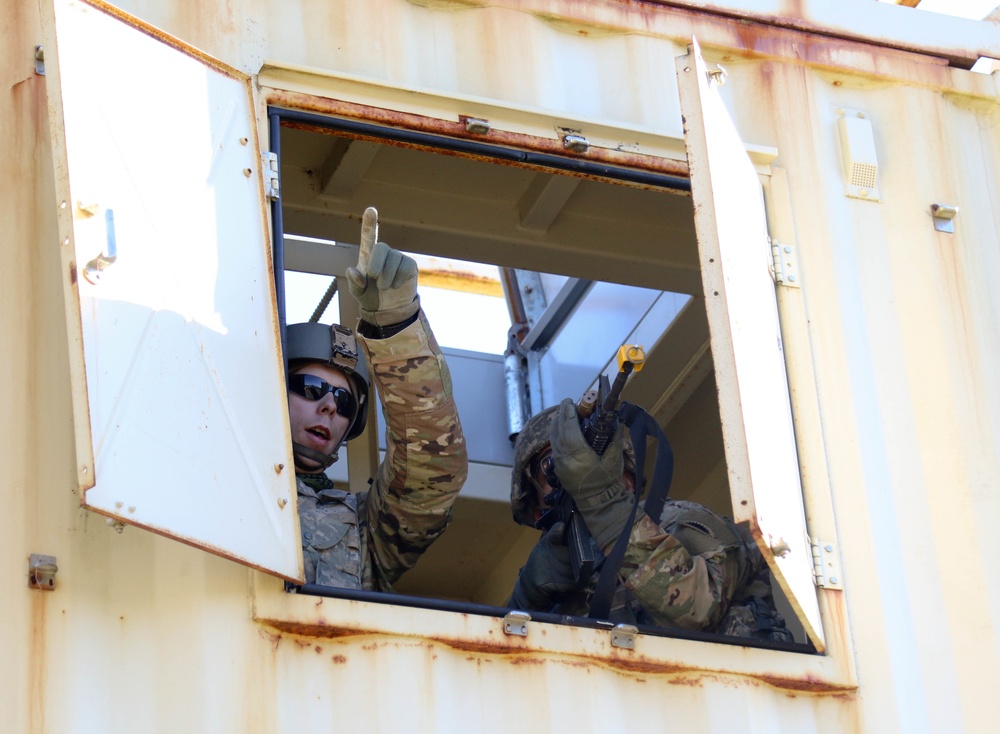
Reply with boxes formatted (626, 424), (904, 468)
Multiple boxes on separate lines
(4, 0), (999, 732)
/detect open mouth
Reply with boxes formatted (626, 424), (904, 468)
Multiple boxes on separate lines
(306, 426), (331, 442)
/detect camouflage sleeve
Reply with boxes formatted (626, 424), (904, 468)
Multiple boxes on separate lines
(357, 310), (468, 589)
(617, 514), (746, 631)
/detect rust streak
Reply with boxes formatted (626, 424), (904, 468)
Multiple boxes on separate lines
(640, 0), (968, 69)
(258, 618), (853, 692)
(266, 90), (690, 185)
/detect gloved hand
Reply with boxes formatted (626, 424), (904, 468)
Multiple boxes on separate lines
(507, 522), (578, 610)
(346, 207), (420, 327)
(549, 397), (633, 551)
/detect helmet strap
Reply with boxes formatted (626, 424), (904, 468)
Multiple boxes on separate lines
(292, 441), (340, 472)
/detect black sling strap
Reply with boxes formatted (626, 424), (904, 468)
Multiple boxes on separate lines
(587, 402), (674, 621)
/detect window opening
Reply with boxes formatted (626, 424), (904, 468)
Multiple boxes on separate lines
(270, 107), (815, 654)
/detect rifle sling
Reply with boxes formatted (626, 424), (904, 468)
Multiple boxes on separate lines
(587, 402), (674, 621)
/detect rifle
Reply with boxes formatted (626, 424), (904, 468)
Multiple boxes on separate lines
(535, 345), (646, 586)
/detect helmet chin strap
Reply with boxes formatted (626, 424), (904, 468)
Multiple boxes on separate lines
(292, 442), (341, 472)
(291, 414), (359, 474)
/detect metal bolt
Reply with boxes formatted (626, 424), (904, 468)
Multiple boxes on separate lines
(784, 246), (792, 253)
(825, 544), (833, 552)
(830, 577), (839, 584)
(707, 64), (728, 85)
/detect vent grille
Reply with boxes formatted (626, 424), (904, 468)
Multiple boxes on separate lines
(849, 162), (878, 189)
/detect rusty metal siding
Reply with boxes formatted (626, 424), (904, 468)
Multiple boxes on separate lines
(4, 1), (1000, 733)
(746, 55), (1000, 733)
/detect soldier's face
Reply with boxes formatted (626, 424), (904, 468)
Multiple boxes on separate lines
(287, 362), (355, 463)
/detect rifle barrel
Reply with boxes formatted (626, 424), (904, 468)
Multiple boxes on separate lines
(601, 361), (634, 413)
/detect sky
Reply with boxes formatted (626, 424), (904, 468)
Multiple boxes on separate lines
(906, 0), (997, 19)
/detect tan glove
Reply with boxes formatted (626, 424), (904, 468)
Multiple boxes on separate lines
(346, 207), (420, 327)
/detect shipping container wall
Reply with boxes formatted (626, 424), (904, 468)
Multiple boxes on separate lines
(3, 1), (999, 733)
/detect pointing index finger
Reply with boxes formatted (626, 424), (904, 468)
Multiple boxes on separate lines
(358, 206), (378, 274)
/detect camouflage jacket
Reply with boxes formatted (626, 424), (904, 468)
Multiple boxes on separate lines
(297, 311), (467, 590)
(527, 500), (793, 642)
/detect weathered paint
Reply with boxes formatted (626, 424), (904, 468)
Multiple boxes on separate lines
(649, 0), (1000, 67)
(4, 1), (1000, 733)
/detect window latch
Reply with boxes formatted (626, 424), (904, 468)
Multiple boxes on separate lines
(610, 624), (638, 650)
(29, 554), (58, 590)
(503, 610), (531, 637)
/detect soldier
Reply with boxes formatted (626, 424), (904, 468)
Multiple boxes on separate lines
(507, 400), (792, 641)
(287, 208), (467, 589)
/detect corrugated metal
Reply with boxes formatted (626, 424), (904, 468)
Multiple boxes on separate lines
(3, 1), (999, 733)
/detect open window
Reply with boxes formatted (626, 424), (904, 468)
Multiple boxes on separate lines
(45, 0), (824, 654)
(270, 40), (821, 652)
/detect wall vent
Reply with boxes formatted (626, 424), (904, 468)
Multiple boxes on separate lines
(837, 111), (881, 202)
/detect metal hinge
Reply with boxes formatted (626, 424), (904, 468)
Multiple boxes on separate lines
(503, 610), (531, 637)
(770, 239), (800, 288)
(263, 151), (280, 201)
(610, 624), (638, 650)
(34, 46), (45, 76)
(811, 540), (843, 590)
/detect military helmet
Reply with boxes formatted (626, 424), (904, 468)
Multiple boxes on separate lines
(285, 322), (370, 441)
(510, 404), (637, 527)
(510, 406), (560, 527)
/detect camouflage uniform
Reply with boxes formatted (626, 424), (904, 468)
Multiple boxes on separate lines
(297, 310), (467, 590)
(524, 500), (791, 641)
(508, 404), (791, 641)
(618, 500), (790, 639)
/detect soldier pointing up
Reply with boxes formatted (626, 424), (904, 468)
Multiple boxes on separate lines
(286, 207), (467, 589)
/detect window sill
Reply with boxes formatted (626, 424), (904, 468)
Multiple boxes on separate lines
(251, 572), (857, 692)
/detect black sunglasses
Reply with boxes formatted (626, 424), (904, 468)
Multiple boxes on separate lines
(288, 374), (358, 422)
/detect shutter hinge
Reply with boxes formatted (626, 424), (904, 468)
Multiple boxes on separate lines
(503, 610), (531, 637)
(263, 151), (280, 201)
(770, 239), (800, 288)
(811, 539), (843, 590)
